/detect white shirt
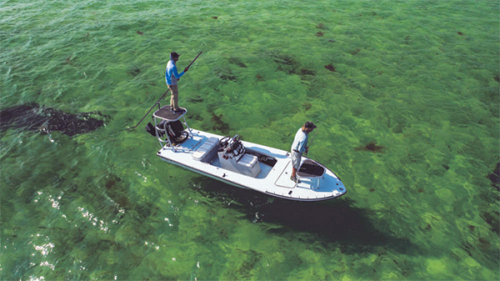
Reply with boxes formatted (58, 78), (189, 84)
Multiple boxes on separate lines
(291, 128), (308, 153)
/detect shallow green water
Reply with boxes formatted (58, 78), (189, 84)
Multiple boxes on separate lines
(1, 0), (499, 280)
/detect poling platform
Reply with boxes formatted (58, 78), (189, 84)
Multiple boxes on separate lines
(153, 105), (187, 121)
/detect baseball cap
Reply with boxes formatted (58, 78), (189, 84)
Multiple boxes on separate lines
(305, 121), (317, 129)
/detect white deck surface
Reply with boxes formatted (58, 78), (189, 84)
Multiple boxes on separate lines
(274, 162), (297, 189)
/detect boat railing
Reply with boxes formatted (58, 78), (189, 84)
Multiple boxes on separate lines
(154, 121), (173, 149)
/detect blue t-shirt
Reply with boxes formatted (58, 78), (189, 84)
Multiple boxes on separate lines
(291, 128), (308, 153)
(165, 60), (185, 85)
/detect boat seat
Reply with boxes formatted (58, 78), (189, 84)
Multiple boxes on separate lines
(238, 153), (258, 167)
(192, 137), (219, 162)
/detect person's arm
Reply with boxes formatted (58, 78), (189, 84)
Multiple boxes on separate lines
(298, 133), (310, 153)
(298, 140), (307, 153)
(172, 65), (185, 79)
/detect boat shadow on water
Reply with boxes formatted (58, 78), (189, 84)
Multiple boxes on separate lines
(194, 178), (420, 255)
(0, 103), (108, 136)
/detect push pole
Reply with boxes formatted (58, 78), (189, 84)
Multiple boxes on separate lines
(186, 51), (203, 69)
(128, 91), (168, 130)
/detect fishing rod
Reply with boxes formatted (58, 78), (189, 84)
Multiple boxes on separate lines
(127, 51), (203, 130)
(304, 130), (317, 157)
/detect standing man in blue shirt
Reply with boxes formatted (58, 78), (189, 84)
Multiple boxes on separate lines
(165, 52), (189, 113)
(290, 121), (317, 183)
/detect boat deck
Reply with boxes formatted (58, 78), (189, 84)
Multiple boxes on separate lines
(210, 156), (274, 179)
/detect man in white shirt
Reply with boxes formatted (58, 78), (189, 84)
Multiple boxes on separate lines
(290, 121), (317, 183)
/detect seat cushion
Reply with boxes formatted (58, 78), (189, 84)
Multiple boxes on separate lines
(237, 154), (258, 167)
(192, 137), (219, 161)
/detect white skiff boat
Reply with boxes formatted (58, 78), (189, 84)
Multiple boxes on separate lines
(147, 105), (347, 201)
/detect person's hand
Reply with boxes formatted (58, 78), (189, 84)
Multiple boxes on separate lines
(184, 66), (189, 72)
(305, 146), (309, 153)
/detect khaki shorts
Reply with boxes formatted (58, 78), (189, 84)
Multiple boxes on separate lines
(291, 151), (302, 169)
(168, 84), (179, 110)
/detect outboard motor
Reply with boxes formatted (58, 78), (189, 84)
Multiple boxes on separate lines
(146, 120), (188, 144)
(165, 120), (188, 144)
(166, 120), (186, 140)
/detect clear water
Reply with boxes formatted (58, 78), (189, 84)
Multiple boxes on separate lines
(1, 0), (499, 280)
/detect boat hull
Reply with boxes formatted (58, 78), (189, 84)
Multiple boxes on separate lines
(157, 129), (347, 202)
